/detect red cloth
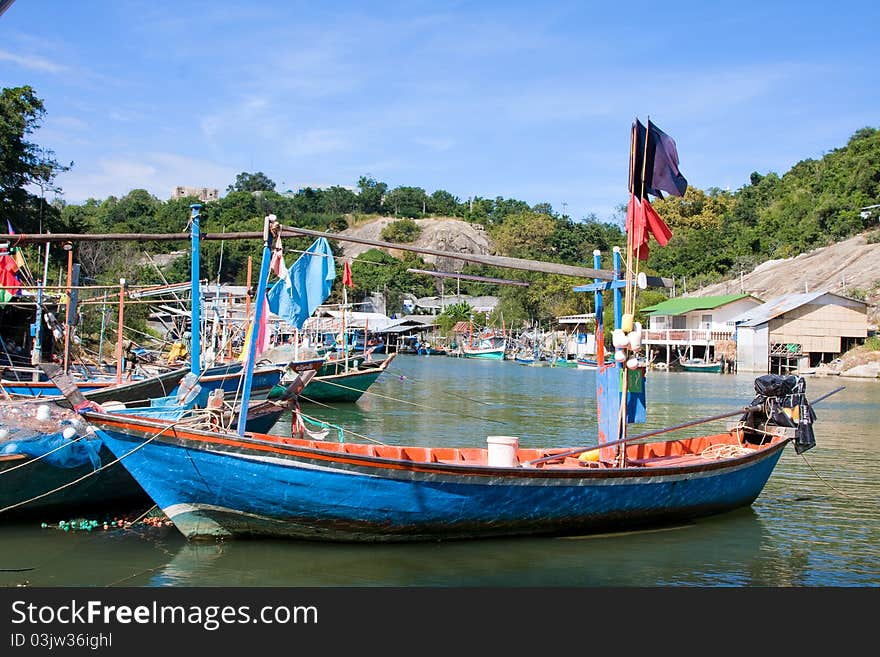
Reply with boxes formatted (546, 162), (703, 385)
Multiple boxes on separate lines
(256, 298), (270, 356)
(625, 195), (649, 261)
(642, 197), (673, 246)
(0, 254), (21, 296)
(342, 260), (353, 288)
(625, 195), (673, 260)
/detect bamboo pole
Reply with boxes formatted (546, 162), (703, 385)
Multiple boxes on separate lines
(6, 228), (673, 287)
(62, 244), (73, 372)
(115, 278), (126, 384)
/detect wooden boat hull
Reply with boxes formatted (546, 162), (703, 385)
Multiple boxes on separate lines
(462, 347), (506, 360)
(1, 378), (119, 398)
(89, 413), (789, 542)
(0, 442), (150, 518)
(575, 358), (613, 370)
(298, 370), (384, 403)
(1, 364), (282, 407)
(271, 354), (395, 404)
(195, 366), (284, 402)
(680, 361), (723, 373)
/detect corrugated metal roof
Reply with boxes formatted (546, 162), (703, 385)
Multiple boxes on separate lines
(641, 294), (751, 316)
(731, 291), (865, 327)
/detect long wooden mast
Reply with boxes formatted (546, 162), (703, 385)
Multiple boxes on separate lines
(8, 227), (672, 287)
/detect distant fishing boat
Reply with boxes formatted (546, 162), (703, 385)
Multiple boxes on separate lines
(461, 335), (506, 360)
(271, 353), (396, 404)
(575, 355), (615, 370)
(679, 357), (722, 373)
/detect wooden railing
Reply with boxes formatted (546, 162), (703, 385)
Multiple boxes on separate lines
(644, 329), (733, 344)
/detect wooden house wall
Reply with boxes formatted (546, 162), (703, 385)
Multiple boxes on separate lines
(769, 301), (867, 352)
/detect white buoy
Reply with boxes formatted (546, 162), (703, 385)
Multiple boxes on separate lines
(612, 329), (628, 348)
(36, 405), (52, 421)
(626, 356), (640, 370)
(628, 322), (643, 349)
(62, 426), (77, 440)
(0, 428), (9, 440)
(614, 349), (627, 363)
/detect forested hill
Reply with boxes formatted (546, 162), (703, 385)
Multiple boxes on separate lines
(3, 85), (880, 329)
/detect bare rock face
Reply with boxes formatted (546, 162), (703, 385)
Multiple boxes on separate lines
(337, 217), (493, 273)
(688, 232), (880, 330)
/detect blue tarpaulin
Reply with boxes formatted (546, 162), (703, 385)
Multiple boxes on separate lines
(266, 237), (336, 329)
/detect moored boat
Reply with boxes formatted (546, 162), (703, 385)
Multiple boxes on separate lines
(679, 357), (722, 373)
(270, 353), (396, 404)
(86, 388), (815, 541)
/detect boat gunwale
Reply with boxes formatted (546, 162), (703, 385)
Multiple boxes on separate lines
(85, 410), (790, 481)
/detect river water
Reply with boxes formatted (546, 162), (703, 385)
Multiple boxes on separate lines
(0, 354), (877, 587)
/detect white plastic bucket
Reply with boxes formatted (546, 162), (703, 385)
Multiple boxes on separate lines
(486, 435), (520, 467)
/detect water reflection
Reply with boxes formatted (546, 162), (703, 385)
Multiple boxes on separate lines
(1, 357), (877, 587)
(145, 509), (771, 587)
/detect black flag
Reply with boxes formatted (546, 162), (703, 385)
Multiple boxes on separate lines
(630, 119), (688, 199)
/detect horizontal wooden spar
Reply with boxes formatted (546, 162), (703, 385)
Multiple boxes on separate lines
(406, 268), (530, 287)
(6, 228), (673, 287)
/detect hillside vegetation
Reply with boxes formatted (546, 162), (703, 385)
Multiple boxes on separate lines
(3, 84), (880, 337)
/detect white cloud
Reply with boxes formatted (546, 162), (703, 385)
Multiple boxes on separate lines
(55, 153), (237, 203)
(0, 48), (67, 73)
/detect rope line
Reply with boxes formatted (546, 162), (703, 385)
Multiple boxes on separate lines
(799, 453), (855, 499)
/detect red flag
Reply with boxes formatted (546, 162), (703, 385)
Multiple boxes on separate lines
(342, 260), (353, 288)
(641, 197), (673, 246)
(625, 195), (650, 261)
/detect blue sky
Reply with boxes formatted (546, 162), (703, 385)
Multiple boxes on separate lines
(1, 1), (878, 225)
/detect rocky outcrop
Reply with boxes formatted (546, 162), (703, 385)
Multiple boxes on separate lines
(814, 345), (880, 379)
(693, 231), (880, 329)
(337, 217), (493, 273)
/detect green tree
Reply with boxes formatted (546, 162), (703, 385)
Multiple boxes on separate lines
(320, 185), (358, 215)
(0, 86), (71, 233)
(384, 186), (428, 217)
(436, 301), (473, 334)
(380, 218), (421, 243)
(490, 211), (556, 259)
(226, 171), (276, 193)
(427, 189), (462, 216)
(356, 176), (387, 214)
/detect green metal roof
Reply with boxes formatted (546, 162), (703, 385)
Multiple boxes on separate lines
(641, 294), (750, 316)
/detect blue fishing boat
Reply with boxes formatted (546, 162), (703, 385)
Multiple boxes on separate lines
(679, 357), (723, 373)
(84, 196), (829, 541)
(88, 412), (798, 541)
